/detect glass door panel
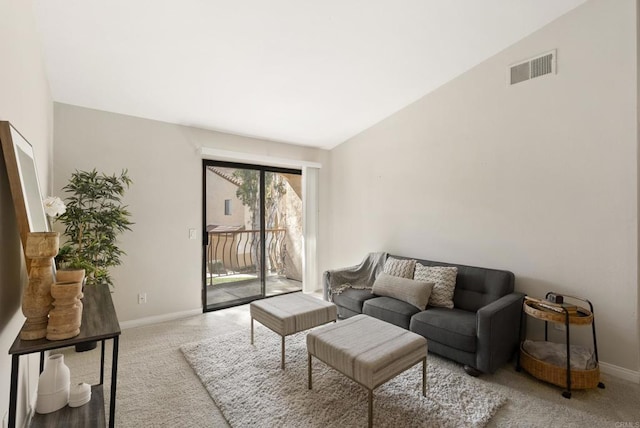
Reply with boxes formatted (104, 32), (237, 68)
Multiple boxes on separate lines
(264, 171), (302, 296)
(204, 165), (263, 310)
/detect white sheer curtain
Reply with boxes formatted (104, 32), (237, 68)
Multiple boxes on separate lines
(302, 166), (319, 293)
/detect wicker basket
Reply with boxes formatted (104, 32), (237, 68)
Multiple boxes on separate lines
(520, 345), (600, 389)
(523, 298), (593, 325)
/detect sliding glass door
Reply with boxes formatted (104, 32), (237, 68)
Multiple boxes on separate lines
(203, 161), (302, 311)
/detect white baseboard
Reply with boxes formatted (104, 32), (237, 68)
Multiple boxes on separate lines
(120, 308), (202, 330)
(599, 361), (640, 383)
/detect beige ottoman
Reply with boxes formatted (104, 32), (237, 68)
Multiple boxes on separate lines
(250, 293), (337, 369)
(307, 314), (427, 428)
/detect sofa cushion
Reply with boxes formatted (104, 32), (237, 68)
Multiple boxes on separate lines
(414, 264), (457, 309)
(363, 297), (421, 330)
(383, 257), (416, 278)
(372, 272), (434, 310)
(396, 256), (514, 312)
(410, 308), (477, 353)
(452, 266), (514, 312)
(332, 288), (375, 314)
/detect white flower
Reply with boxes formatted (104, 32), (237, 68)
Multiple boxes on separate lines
(43, 196), (66, 218)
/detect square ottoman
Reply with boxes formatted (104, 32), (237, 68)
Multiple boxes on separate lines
(250, 292), (337, 369)
(307, 314), (427, 428)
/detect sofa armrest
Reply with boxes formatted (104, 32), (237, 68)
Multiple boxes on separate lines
(475, 292), (525, 373)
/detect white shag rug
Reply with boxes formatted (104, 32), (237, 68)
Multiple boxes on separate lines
(181, 325), (507, 428)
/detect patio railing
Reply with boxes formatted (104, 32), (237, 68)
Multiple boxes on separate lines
(206, 228), (286, 277)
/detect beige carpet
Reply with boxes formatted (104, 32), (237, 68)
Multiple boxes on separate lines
(57, 304), (640, 427)
(181, 325), (506, 427)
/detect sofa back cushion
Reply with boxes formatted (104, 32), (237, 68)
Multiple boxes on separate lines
(390, 255), (515, 312)
(414, 264), (457, 309)
(383, 257), (416, 278)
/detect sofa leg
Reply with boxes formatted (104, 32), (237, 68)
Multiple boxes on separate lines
(464, 365), (481, 377)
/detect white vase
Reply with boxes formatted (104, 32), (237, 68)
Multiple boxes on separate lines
(35, 354), (70, 414)
(68, 382), (91, 407)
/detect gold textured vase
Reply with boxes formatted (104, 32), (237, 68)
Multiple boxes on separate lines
(20, 232), (60, 340)
(56, 268), (86, 299)
(48, 268), (85, 340)
(47, 280), (83, 340)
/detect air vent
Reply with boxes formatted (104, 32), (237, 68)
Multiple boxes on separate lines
(509, 50), (556, 85)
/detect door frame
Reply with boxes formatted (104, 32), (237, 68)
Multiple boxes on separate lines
(202, 159), (302, 312)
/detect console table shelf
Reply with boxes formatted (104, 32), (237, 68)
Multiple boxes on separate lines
(30, 385), (105, 428)
(8, 284), (120, 428)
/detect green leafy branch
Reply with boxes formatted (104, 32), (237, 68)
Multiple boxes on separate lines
(56, 169), (133, 286)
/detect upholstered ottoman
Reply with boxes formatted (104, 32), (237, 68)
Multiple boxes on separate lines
(307, 314), (427, 428)
(250, 293), (337, 369)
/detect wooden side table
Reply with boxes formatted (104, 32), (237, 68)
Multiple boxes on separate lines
(8, 284), (121, 427)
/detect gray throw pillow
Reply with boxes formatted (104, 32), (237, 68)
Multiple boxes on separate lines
(414, 264), (458, 309)
(383, 257), (416, 278)
(372, 272), (434, 310)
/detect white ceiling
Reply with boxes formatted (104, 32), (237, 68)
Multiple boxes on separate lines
(32, 0), (586, 149)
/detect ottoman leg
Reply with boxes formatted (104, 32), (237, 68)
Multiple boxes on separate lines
(422, 357), (427, 397)
(368, 389), (373, 428)
(281, 336), (285, 370)
(250, 318), (254, 344)
(308, 353), (312, 389)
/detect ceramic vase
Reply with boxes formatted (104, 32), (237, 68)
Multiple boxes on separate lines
(68, 382), (92, 408)
(20, 232), (59, 340)
(35, 354), (70, 414)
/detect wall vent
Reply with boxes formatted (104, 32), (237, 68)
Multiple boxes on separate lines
(509, 50), (556, 85)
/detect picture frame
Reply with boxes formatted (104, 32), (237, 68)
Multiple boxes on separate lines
(0, 121), (50, 263)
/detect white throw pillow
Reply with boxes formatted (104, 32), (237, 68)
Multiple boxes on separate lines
(414, 264), (458, 309)
(383, 257), (416, 279)
(372, 272), (434, 310)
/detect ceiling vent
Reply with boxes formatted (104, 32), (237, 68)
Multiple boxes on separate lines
(509, 50), (556, 85)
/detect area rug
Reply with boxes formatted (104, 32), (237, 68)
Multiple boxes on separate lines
(181, 325), (507, 428)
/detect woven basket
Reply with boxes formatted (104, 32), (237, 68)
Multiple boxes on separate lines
(520, 345), (600, 389)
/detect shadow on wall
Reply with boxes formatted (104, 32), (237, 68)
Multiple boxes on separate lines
(0, 163), (26, 333)
(516, 275), (604, 348)
(513, 276), (559, 300)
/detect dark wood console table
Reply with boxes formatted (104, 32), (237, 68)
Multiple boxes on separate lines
(8, 284), (120, 427)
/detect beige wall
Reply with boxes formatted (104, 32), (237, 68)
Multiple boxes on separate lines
(637, 0), (640, 374)
(53, 104), (329, 323)
(328, 0), (639, 373)
(205, 170), (245, 228)
(0, 0), (53, 424)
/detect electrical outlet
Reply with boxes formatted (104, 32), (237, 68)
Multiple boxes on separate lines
(189, 228), (197, 240)
(138, 293), (147, 304)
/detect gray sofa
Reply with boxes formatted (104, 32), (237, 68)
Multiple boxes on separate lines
(323, 254), (524, 375)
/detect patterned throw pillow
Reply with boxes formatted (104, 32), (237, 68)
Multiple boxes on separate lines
(383, 257), (416, 279)
(413, 264), (458, 308)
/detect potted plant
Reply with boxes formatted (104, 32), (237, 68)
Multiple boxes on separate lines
(53, 169), (133, 351)
(43, 196), (85, 285)
(55, 169), (133, 287)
